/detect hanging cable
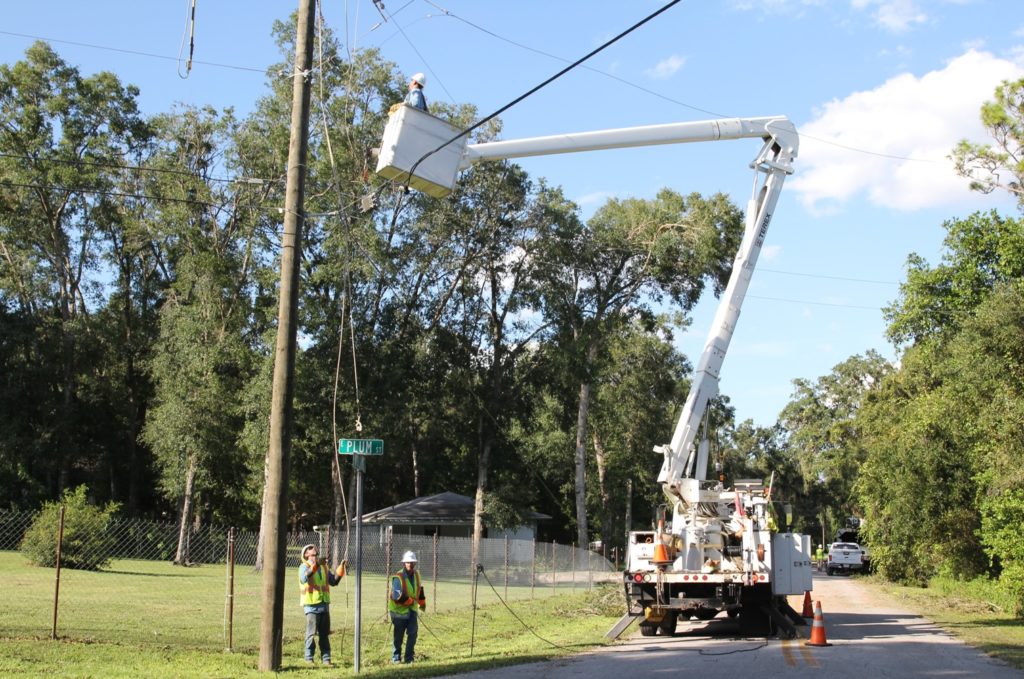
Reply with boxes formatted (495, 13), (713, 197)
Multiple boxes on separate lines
(177, 0), (197, 78)
(383, 0), (683, 236)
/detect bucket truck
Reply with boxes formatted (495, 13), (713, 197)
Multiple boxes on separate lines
(375, 104), (812, 638)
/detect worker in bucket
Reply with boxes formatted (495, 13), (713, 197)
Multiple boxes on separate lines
(298, 544), (347, 666)
(404, 72), (429, 112)
(388, 550), (427, 663)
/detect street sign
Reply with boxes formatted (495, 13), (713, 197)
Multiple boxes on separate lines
(338, 438), (384, 456)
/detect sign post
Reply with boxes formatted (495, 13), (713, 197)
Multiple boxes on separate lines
(339, 439), (383, 674)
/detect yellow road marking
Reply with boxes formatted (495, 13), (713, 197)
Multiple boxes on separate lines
(781, 638), (798, 667)
(781, 636), (821, 668)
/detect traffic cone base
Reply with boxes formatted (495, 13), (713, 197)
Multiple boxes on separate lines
(805, 600), (831, 647)
(651, 541), (672, 565)
(801, 590), (813, 618)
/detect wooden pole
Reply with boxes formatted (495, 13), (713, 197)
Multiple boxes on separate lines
(258, 0), (316, 670)
(50, 505), (65, 640)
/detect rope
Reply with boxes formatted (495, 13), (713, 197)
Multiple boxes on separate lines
(476, 564), (569, 651)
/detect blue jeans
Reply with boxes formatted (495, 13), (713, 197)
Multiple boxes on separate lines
(390, 611), (418, 663)
(304, 608), (331, 662)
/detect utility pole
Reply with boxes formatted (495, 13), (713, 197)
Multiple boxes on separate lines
(258, 0), (316, 671)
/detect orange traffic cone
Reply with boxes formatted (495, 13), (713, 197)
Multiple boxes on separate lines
(652, 541), (672, 565)
(805, 600), (831, 647)
(801, 590), (814, 618)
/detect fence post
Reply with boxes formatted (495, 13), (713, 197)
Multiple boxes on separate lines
(571, 542), (576, 593)
(226, 527), (236, 652)
(588, 547), (592, 591)
(504, 535), (509, 601)
(530, 538), (536, 600)
(551, 541), (556, 595)
(432, 531), (438, 614)
(386, 529), (393, 578)
(51, 504), (65, 640)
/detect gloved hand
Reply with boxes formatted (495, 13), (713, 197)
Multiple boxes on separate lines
(419, 604), (426, 612)
(336, 559), (348, 577)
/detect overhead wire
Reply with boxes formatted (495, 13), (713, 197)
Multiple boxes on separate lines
(0, 29), (268, 74)
(0, 151), (283, 186)
(176, 0), (197, 79)
(380, 4), (455, 104)
(412, 1), (944, 165)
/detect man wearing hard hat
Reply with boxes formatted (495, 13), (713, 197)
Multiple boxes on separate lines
(298, 544), (347, 666)
(388, 550), (427, 663)
(404, 73), (429, 112)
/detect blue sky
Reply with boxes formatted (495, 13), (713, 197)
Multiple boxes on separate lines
(3, 0), (1021, 426)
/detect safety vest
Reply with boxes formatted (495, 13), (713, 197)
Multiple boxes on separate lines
(300, 563), (331, 606)
(387, 569), (424, 615)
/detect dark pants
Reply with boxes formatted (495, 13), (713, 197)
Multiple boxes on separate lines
(304, 608), (331, 662)
(390, 610), (418, 663)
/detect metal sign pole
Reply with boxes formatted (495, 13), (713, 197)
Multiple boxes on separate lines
(353, 454), (365, 673)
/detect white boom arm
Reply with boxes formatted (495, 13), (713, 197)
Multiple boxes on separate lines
(374, 109), (799, 503)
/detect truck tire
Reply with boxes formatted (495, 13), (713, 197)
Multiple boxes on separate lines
(658, 612), (678, 636)
(737, 606), (772, 636)
(694, 609), (718, 621)
(639, 621), (658, 637)
(826, 566), (834, 576)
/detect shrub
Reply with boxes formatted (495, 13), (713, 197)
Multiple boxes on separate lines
(20, 486), (121, 570)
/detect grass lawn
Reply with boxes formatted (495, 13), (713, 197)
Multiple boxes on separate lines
(866, 575), (1024, 671)
(0, 550), (624, 677)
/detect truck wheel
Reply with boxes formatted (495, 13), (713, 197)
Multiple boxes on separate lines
(737, 606), (772, 637)
(639, 622), (658, 637)
(658, 612), (678, 636)
(694, 609), (718, 621)
(826, 567), (834, 576)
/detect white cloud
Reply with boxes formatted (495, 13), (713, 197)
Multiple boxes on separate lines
(575, 190), (617, 207)
(790, 49), (1024, 214)
(853, 0), (927, 33)
(761, 244), (783, 261)
(644, 55), (686, 80)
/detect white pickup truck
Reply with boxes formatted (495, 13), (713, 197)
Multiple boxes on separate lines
(826, 542), (866, 576)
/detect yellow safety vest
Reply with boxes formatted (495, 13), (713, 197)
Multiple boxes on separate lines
(387, 569), (423, 615)
(300, 563), (331, 606)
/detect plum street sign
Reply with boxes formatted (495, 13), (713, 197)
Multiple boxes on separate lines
(338, 438), (384, 456)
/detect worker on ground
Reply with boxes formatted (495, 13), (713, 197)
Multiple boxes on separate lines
(298, 544), (347, 667)
(389, 550), (427, 664)
(405, 72), (429, 112)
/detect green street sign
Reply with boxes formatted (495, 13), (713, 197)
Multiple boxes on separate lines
(338, 438), (384, 456)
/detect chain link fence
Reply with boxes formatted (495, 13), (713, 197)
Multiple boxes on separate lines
(0, 508), (618, 652)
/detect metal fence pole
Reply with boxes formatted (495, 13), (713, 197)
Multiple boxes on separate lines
(432, 531), (438, 614)
(504, 535), (509, 601)
(551, 541), (556, 595)
(531, 538), (536, 600)
(226, 527), (236, 652)
(571, 542), (576, 593)
(51, 505), (65, 640)
(588, 547), (592, 591)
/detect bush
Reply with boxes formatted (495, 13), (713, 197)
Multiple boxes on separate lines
(19, 486), (121, 570)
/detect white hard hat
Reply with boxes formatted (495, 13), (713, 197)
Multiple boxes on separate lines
(411, 72), (426, 86)
(401, 550), (418, 563)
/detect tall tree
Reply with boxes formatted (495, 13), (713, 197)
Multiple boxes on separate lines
(0, 41), (149, 497)
(542, 189), (744, 547)
(951, 77), (1024, 212)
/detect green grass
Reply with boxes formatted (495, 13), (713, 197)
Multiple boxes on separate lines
(0, 551), (624, 677)
(866, 574), (1024, 671)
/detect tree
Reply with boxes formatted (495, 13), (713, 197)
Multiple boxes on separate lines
(542, 189), (744, 547)
(0, 42), (149, 498)
(951, 77), (1024, 212)
(141, 106), (263, 563)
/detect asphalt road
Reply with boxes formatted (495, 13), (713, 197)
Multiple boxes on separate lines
(441, 572), (1020, 678)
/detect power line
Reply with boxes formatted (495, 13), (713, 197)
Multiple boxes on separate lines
(0, 29), (268, 74)
(748, 294), (883, 311)
(758, 267), (899, 286)
(0, 179), (275, 211)
(413, 2), (944, 165)
(0, 152), (283, 186)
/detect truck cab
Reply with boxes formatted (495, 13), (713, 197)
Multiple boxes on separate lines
(826, 542), (865, 575)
